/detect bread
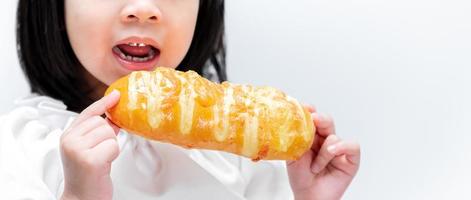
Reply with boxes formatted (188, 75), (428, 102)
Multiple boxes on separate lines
(105, 67), (315, 161)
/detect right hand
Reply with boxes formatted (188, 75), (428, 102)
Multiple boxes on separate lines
(60, 90), (121, 200)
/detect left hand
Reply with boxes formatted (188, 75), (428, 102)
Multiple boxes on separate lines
(286, 105), (361, 200)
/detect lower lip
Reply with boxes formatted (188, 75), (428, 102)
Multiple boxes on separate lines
(112, 49), (160, 71)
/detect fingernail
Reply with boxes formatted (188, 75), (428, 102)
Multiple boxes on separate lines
(319, 113), (329, 121)
(107, 89), (120, 99)
(327, 145), (336, 154)
(110, 89), (120, 96)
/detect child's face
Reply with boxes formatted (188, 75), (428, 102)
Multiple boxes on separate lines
(65, 0), (199, 87)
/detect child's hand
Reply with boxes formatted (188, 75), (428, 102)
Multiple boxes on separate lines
(60, 90), (121, 200)
(287, 105), (361, 200)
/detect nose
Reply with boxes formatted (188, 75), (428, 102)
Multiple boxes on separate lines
(120, 1), (162, 24)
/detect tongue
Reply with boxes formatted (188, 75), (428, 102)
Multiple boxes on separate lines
(117, 44), (152, 57)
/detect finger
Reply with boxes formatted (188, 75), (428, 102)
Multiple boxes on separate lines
(311, 133), (325, 153)
(89, 138), (120, 164)
(309, 114), (326, 152)
(60, 116), (107, 144)
(106, 118), (121, 135)
(312, 113), (336, 137)
(310, 134), (340, 174)
(329, 141), (361, 165)
(286, 149), (315, 186)
(302, 104), (316, 113)
(66, 116), (108, 138)
(310, 113), (335, 152)
(81, 125), (117, 148)
(69, 90), (120, 129)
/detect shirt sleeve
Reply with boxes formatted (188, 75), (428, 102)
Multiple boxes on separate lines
(0, 105), (71, 199)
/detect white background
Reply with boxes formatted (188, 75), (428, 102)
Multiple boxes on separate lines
(2, 0), (471, 199)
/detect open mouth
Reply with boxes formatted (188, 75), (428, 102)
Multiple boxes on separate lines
(113, 43), (160, 63)
(112, 39), (161, 71)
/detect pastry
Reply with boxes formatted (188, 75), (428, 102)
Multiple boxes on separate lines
(105, 67), (315, 161)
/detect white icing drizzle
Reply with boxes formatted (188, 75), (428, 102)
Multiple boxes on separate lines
(127, 71), (166, 129)
(146, 72), (165, 129)
(127, 72), (139, 110)
(125, 69), (307, 156)
(287, 95), (310, 142)
(241, 108), (259, 157)
(176, 73), (195, 134)
(213, 86), (234, 142)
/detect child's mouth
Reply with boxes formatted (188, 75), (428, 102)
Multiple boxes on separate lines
(112, 41), (161, 71)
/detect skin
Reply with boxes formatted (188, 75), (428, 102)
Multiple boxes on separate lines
(287, 106), (361, 200)
(65, 0), (199, 99)
(60, 1), (361, 200)
(62, 0), (199, 199)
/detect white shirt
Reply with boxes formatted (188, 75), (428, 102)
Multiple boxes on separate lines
(0, 94), (294, 200)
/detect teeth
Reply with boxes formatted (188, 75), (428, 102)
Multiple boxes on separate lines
(128, 42), (147, 47)
(132, 57), (147, 62)
(120, 52), (126, 59)
(114, 45), (157, 62)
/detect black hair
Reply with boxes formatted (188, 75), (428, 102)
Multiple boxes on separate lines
(16, 0), (226, 113)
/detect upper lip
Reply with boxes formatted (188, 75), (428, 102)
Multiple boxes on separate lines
(115, 36), (160, 50)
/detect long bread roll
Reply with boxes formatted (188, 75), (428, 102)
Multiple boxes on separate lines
(105, 67), (315, 161)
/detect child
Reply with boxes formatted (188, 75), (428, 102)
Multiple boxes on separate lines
(0, 0), (361, 199)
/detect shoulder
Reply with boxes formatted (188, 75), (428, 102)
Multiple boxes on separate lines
(0, 93), (78, 157)
(0, 94), (78, 199)
(0, 93), (78, 152)
(0, 94), (77, 135)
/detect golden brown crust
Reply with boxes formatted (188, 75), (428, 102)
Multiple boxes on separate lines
(105, 67), (315, 161)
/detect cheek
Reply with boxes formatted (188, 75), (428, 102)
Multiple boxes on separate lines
(65, 0), (116, 84)
(159, 2), (199, 68)
(161, 24), (196, 68)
